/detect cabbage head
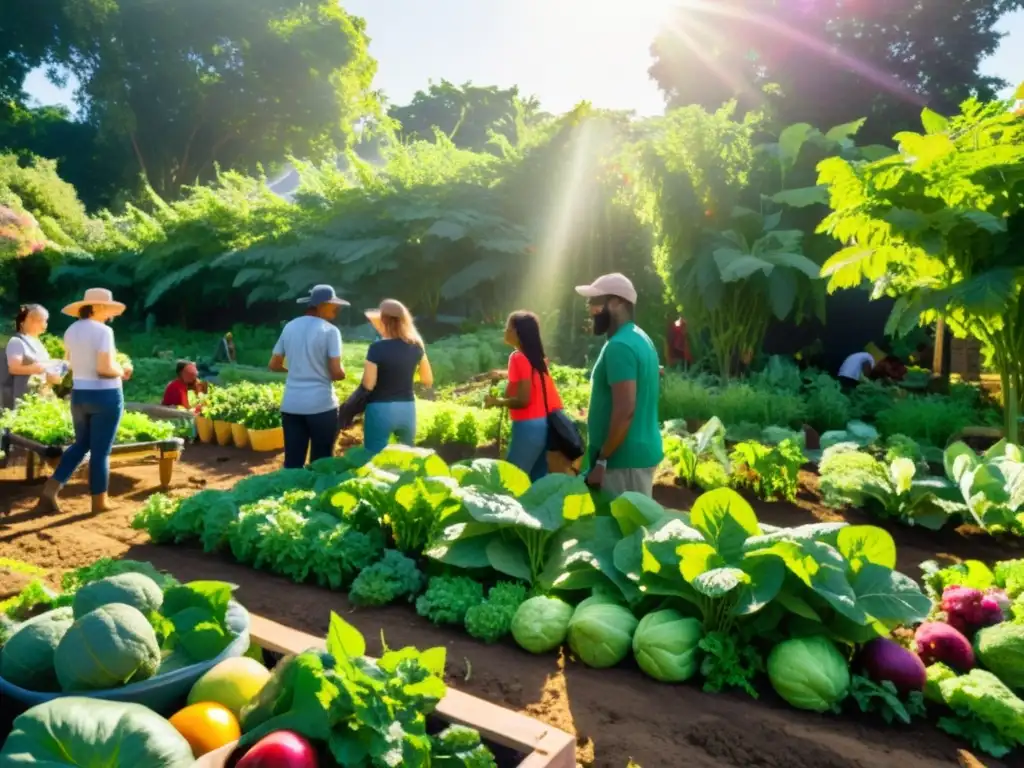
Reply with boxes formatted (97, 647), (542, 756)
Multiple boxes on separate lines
(72, 573), (163, 619)
(767, 636), (850, 712)
(974, 622), (1024, 690)
(54, 604), (161, 691)
(631, 610), (702, 683)
(567, 595), (638, 669)
(0, 608), (73, 691)
(511, 596), (573, 654)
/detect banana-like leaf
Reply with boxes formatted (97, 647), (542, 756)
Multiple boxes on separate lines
(772, 186), (828, 208)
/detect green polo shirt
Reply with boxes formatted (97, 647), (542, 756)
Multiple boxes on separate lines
(587, 322), (664, 470)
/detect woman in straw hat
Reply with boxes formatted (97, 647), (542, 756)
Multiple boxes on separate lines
(40, 288), (133, 515)
(269, 284), (349, 468)
(361, 299), (433, 455)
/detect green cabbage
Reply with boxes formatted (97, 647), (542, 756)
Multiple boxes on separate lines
(631, 610), (702, 683)
(0, 697), (194, 766)
(567, 596), (638, 669)
(511, 596), (573, 654)
(72, 573), (163, 619)
(54, 604), (161, 691)
(0, 608), (74, 691)
(767, 636), (850, 712)
(975, 623), (1024, 690)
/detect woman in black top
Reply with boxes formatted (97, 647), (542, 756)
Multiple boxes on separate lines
(361, 299), (433, 454)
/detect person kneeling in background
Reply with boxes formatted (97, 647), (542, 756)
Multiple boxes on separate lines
(837, 350), (876, 392)
(161, 360), (207, 410)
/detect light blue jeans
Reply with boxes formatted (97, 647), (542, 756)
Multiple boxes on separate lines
(53, 388), (124, 494)
(364, 401), (416, 456)
(507, 417), (549, 482)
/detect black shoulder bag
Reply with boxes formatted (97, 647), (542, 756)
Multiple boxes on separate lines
(539, 369), (585, 461)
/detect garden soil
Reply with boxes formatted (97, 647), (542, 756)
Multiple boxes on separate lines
(1, 444), (1020, 768)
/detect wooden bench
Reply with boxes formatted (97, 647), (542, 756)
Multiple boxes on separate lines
(194, 614), (576, 768)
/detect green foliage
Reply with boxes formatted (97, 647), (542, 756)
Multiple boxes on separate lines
(818, 94), (1024, 440)
(415, 576), (484, 625)
(349, 550), (425, 607)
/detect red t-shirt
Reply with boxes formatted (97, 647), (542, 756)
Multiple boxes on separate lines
(162, 379), (190, 408)
(506, 350), (562, 422)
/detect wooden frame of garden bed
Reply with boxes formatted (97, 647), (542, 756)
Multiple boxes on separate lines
(194, 614), (576, 768)
(1, 430), (185, 487)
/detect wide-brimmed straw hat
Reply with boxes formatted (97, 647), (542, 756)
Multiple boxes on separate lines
(297, 284), (349, 307)
(575, 273), (638, 304)
(62, 288), (126, 318)
(365, 299), (406, 324)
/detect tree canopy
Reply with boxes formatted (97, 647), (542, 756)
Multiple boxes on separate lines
(17, 0), (378, 198)
(387, 81), (541, 154)
(648, 0), (1023, 141)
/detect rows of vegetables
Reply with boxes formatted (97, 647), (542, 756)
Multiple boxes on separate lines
(0, 557), (504, 766)
(129, 444), (1024, 761)
(665, 414), (1024, 538)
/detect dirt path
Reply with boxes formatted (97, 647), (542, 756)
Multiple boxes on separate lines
(1, 444), (1018, 768)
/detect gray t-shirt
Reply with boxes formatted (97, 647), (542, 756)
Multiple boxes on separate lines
(273, 315), (343, 415)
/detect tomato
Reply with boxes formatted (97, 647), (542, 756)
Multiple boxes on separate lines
(169, 701), (241, 757)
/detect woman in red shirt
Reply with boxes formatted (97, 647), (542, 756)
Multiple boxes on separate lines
(484, 311), (563, 481)
(161, 360), (207, 409)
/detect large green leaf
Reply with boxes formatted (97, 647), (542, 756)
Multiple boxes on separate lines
(851, 564), (931, 625)
(687, 488), (760, 563)
(735, 553), (786, 615)
(767, 267), (797, 319)
(836, 526), (896, 572)
(788, 541), (866, 624)
(610, 493), (667, 536)
(457, 489), (537, 529)
(771, 186), (828, 208)
(541, 517), (643, 604)
(778, 123), (817, 174)
(825, 118), (866, 145)
(920, 108), (950, 136)
(423, 525), (494, 569)
(369, 446), (450, 477)
(485, 538), (532, 581)
(518, 474), (595, 529)
(692, 566), (745, 598)
(451, 459), (530, 496)
(713, 250), (773, 281)
(639, 518), (704, 575)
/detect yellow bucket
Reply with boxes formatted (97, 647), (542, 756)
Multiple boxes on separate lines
(248, 426), (285, 452)
(213, 420), (233, 446)
(195, 416), (214, 444)
(230, 423), (250, 449)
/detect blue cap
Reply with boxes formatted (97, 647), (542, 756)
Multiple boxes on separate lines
(297, 284), (349, 307)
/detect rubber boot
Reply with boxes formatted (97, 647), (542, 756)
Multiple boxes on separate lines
(92, 493), (115, 514)
(40, 478), (64, 514)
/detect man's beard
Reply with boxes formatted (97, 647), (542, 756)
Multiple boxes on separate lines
(592, 307), (611, 336)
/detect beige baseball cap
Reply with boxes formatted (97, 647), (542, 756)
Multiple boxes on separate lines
(575, 273), (637, 304)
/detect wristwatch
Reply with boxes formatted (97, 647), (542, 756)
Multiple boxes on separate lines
(595, 458), (608, 469)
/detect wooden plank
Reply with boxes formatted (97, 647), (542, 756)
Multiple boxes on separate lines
(245, 614), (574, 768)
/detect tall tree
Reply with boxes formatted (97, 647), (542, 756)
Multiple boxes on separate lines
(0, 102), (134, 210)
(33, 0), (379, 197)
(387, 81), (541, 154)
(648, 0), (1022, 141)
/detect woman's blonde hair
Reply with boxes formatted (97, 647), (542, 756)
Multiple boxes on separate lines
(377, 299), (423, 348)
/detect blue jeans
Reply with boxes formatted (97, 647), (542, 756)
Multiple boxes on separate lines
(53, 388), (124, 494)
(507, 417), (549, 482)
(364, 401), (415, 455)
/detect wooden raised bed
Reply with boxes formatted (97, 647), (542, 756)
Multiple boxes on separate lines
(1, 431), (185, 488)
(194, 614), (575, 768)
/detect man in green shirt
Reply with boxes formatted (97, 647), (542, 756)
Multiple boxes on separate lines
(576, 272), (663, 497)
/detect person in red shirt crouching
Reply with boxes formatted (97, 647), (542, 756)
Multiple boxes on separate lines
(162, 360), (207, 410)
(484, 311), (564, 481)
(665, 315), (692, 369)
